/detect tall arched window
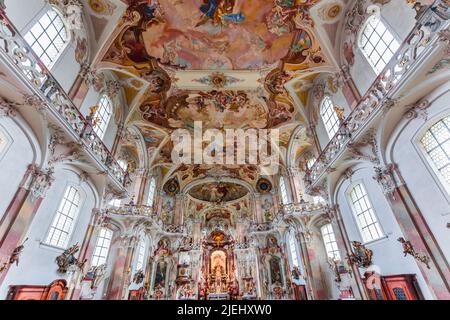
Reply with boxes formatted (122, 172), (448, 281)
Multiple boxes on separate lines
(320, 224), (341, 261)
(147, 178), (156, 207)
(359, 15), (400, 74)
(420, 115), (450, 187)
(320, 96), (340, 139)
(23, 8), (69, 68)
(92, 228), (113, 267)
(93, 95), (113, 139)
(135, 239), (146, 271)
(348, 183), (384, 243)
(288, 233), (300, 269)
(45, 185), (81, 248)
(280, 177), (289, 205)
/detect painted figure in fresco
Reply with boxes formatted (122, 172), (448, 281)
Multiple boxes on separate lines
(195, 0), (245, 27)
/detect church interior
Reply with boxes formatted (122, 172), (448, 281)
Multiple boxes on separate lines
(0, 0), (449, 301)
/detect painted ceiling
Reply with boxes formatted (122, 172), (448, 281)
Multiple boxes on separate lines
(84, 0), (348, 203)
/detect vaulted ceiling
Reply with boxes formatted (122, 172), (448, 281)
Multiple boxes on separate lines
(82, 0), (350, 201)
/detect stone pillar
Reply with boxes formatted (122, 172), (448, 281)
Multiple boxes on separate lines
(68, 209), (106, 300)
(0, 165), (54, 285)
(173, 194), (184, 225)
(300, 229), (332, 300)
(327, 204), (368, 300)
(253, 195), (264, 223)
(106, 234), (137, 300)
(286, 167), (302, 203)
(133, 169), (149, 205)
(295, 231), (314, 300)
(374, 164), (450, 299)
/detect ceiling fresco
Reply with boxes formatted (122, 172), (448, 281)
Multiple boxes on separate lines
(102, 0), (320, 70)
(188, 182), (249, 203)
(85, 0), (348, 204)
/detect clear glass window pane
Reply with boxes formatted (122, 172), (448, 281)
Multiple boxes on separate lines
(360, 16), (400, 74)
(348, 183), (384, 242)
(320, 96), (340, 139)
(45, 186), (80, 248)
(93, 95), (113, 139)
(147, 178), (156, 207)
(24, 9), (68, 68)
(320, 224), (341, 261)
(92, 228), (113, 267)
(421, 116), (450, 186)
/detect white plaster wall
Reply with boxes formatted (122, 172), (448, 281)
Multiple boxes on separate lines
(335, 165), (433, 299)
(389, 87), (450, 264)
(0, 166), (97, 299)
(0, 118), (35, 220)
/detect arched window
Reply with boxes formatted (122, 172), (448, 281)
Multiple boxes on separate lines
(147, 178), (156, 207)
(288, 233), (300, 269)
(118, 159), (128, 172)
(45, 185), (81, 248)
(359, 15), (400, 74)
(348, 183), (384, 242)
(135, 239), (146, 271)
(92, 228), (113, 267)
(23, 8), (69, 68)
(280, 177), (289, 205)
(320, 224), (341, 261)
(421, 115), (450, 187)
(0, 126), (12, 162)
(108, 198), (122, 208)
(93, 95), (113, 139)
(320, 96), (340, 139)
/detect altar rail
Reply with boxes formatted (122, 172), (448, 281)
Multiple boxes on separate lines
(0, 11), (128, 189)
(305, 1), (450, 191)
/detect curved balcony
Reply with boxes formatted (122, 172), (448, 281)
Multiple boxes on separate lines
(0, 11), (128, 189)
(304, 1), (450, 191)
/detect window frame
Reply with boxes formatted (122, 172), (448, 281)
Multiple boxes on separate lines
(320, 223), (341, 262)
(92, 95), (113, 139)
(358, 14), (401, 75)
(147, 178), (157, 207)
(346, 181), (385, 244)
(287, 232), (300, 269)
(320, 96), (340, 139)
(91, 227), (113, 267)
(279, 177), (289, 205)
(135, 238), (147, 271)
(0, 124), (13, 163)
(44, 184), (82, 249)
(415, 112), (450, 198)
(23, 6), (71, 70)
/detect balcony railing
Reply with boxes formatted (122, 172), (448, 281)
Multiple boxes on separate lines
(104, 204), (153, 217)
(0, 11), (128, 188)
(305, 1), (450, 191)
(279, 201), (326, 218)
(103, 205), (186, 234)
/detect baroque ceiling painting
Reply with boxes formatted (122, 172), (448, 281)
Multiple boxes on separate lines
(100, 0), (333, 200)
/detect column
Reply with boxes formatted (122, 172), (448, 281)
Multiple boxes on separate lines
(106, 234), (137, 300)
(374, 164), (450, 299)
(68, 209), (106, 300)
(327, 205), (367, 300)
(0, 164), (54, 285)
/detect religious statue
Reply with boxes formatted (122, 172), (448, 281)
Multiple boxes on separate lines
(55, 243), (86, 273)
(347, 241), (373, 268)
(84, 264), (107, 289)
(133, 270), (145, 284)
(397, 237), (431, 269)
